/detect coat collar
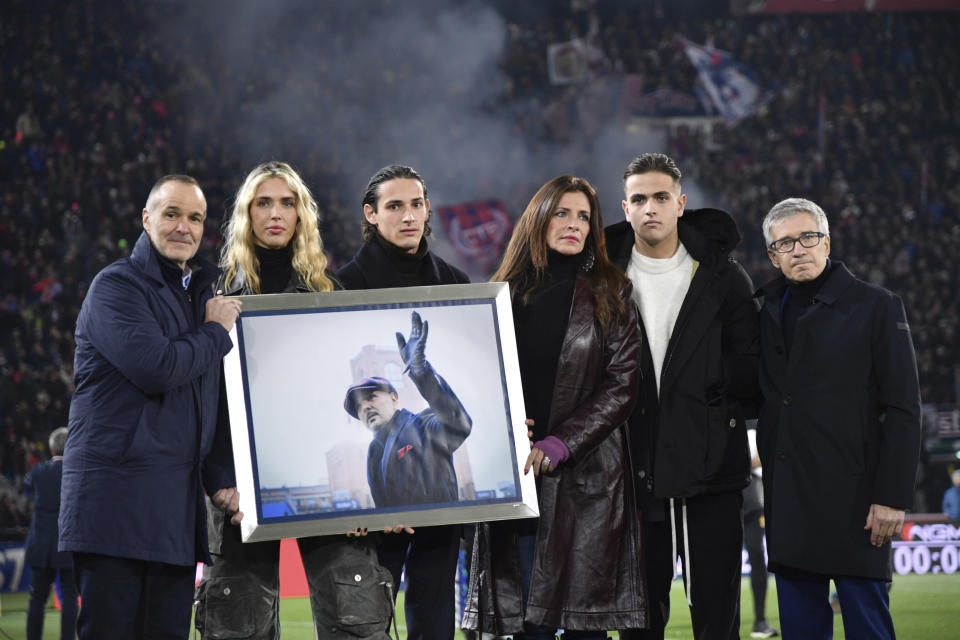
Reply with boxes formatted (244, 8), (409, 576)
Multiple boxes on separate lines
(130, 231), (220, 291)
(218, 258), (344, 295)
(378, 409), (414, 481)
(219, 271), (310, 296)
(759, 261), (856, 309)
(130, 231), (166, 284)
(559, 270), (594, 355)
(353, 238), (446, 287)
(810, 261), (855, 306)
(604, 207), (739, 272)
(677, 207), (740, 266)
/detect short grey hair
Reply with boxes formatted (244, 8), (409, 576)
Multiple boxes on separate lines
(144, 174), (202, 213)
(762, 197), (830, 247)
(49, 427), (68, 456)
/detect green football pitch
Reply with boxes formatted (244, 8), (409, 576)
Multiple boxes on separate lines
(0, 574), (957, 638)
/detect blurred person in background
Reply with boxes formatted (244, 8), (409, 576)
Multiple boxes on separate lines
(463, 175), (646, 637)
(24, 426), (76, 640)
(743, 421), (778, 638)
(195, 161), (393, 640)
(942, 469), (960, 522)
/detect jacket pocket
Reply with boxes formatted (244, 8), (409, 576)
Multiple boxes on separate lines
(315, 562), (394, 638)
(572, 442), (610, 496)
(194, 577), (258, 639)
(705, 404), (730, 478)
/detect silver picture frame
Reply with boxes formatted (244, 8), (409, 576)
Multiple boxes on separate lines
(223, 282), (538, 542)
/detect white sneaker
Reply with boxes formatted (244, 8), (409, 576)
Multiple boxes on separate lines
(750, 620), (780, 638)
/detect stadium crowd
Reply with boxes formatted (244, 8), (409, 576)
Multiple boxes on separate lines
(1, 0), (957, 534)
(497, 3), (959, 410)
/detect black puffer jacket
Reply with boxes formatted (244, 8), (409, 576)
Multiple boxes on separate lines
(605, 208), (758, 510)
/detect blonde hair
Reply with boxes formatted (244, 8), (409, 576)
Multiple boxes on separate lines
(221, 161), (334, 293)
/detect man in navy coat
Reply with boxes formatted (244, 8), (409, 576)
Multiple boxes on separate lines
(59, 175), (242, 640)
(24, 427), (75, 640)
(757, 197), (921, 639)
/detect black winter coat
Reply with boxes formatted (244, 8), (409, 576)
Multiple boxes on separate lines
(757, 263), (921, 580)
(605, 209), (758, 508)
(463, 272), (646, 632)
(336, 239), (468, 290)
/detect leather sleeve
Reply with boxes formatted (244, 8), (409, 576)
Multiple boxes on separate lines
(551, 282), (642, 458)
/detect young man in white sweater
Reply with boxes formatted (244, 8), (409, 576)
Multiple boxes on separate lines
(605, 153), (761, 640)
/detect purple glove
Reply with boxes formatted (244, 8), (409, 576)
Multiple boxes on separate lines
(534, 435), (570, 467)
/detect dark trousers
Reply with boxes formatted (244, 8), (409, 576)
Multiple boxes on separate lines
(743, 505), (769, 621)
(199, 531), (283, 640)
(73, 552), (195, 640)
(514, 519), (606, 640)
(27, 566), (77, 640)
(775, 570), (895, 639)
(199, 523), (390, 640)
(378, 524), (460, 640)
(622, 491), (743, 640)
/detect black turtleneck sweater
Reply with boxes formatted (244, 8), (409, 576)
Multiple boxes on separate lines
(376, 234), (429, 287)
(513, 251), (582, 442)
(781, 259), (832, 355)
(254, 244), (294, 294)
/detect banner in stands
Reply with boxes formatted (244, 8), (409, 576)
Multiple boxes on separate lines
(547, 38), (588, 84)
(435, 199), (513, 275)
(679, 36), (768, 123)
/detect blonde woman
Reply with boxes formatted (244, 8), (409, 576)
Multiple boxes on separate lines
(218, 160), (336, 295)
(196, 162), (392, 640)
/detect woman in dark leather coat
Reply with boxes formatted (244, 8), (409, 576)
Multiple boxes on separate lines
(463, 175), (647, 637)
(195, 161), (393, 640)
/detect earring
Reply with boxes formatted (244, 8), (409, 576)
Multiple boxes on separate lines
(581, 247), (595, 272)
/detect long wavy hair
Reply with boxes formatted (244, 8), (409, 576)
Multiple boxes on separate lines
(220, 161), (334, 293)
(492, 175), (628, 334)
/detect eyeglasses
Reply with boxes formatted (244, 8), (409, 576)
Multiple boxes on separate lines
(768, 231), (826, 253)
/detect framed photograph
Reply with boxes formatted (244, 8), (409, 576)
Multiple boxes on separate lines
(223, 282), (539, 542)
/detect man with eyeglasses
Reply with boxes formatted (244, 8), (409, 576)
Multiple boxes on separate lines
(756, 198), (921, 639)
